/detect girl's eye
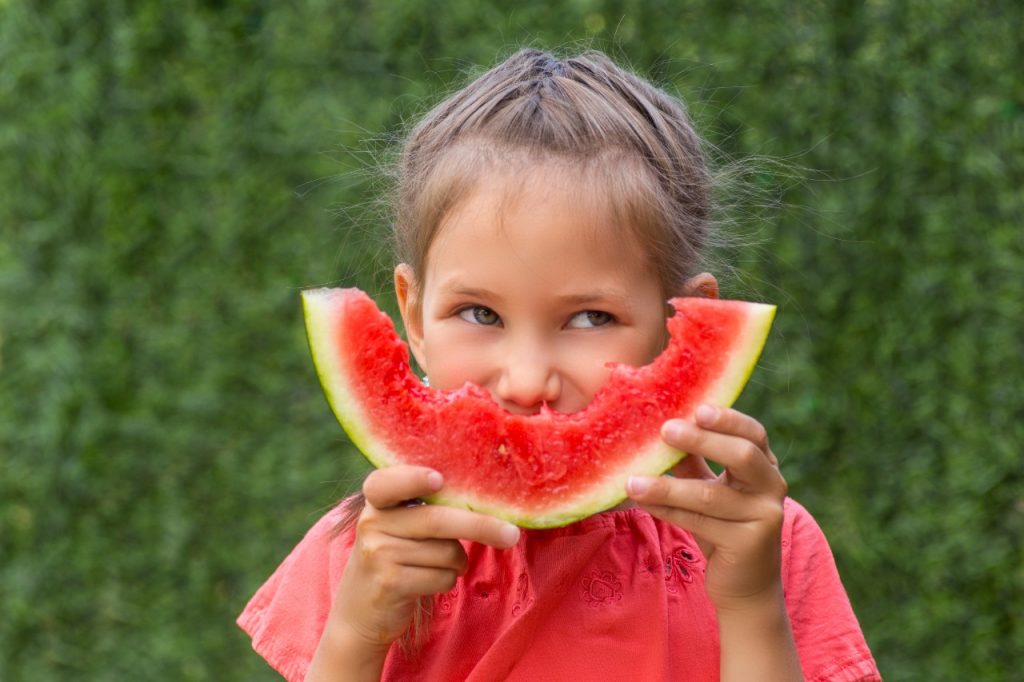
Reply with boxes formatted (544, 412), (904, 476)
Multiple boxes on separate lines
(567, 310), (613, 329)
(459, 306), (501, 326)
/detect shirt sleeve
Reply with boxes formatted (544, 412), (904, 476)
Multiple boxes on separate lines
(782, 498), (882, 682)
(237, 505), (354, 682)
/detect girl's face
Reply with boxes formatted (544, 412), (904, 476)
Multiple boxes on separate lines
(396, 167), (715, 415)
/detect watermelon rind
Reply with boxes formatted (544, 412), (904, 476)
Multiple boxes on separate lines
(302, 288), (775, 529)
(301, 289), (383, 473)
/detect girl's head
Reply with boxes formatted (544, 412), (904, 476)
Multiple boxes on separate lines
(391, 49), (720, 414)
(394, 48), (714, 295)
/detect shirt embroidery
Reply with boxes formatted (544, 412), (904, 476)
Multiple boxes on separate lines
(581, 569), (623, 607)
(511, 571), (533, 616)
(664, 547), (701, 592)
(438, 584), (460, 614)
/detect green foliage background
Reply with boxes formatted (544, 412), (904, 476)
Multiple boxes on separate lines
(1, 1), (1021, 680)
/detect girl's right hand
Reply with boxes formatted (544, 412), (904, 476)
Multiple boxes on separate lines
(329, 465), (520, 654)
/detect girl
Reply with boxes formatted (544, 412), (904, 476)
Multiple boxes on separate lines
(239, 49), (880, 681)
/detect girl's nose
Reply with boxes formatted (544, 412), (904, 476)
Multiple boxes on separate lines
(495, 347), (561, 413)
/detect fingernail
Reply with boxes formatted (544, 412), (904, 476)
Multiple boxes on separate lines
(661, 420), (685, 442)
(426, 471), (443, 490)
(628, 476), (651, 496)
(696, 405), (717, 425)
(500, 524), (520, 546)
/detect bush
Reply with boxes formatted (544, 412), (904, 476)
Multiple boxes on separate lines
(1, 1), (1020, 679)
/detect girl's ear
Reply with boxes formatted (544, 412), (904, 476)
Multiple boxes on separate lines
(394, 263), (428, 372)
(680, 272), (719, 299)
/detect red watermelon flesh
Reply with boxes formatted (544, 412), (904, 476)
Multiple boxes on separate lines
(303, 288), (776, 528)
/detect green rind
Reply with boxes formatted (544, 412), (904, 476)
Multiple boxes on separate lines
(302, 288), (776, 528)
(701, 302), (778, 408)
(302, 290), (403, 471)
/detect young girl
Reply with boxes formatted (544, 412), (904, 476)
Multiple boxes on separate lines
(239, 49), (880, 681)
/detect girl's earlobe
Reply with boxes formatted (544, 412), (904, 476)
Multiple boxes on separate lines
(394, 263), (428, 371)
(681, 272), (720, 299)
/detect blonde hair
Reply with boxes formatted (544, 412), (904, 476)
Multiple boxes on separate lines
(393, 48), (713, 295)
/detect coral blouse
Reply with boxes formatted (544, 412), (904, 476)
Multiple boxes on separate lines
(238, 498), (880, 681)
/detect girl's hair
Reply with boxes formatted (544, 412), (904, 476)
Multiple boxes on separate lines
(337, 47), (717, 652)
(394, 47), (714, 296)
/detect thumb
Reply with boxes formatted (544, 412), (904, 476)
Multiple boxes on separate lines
(670, 453), (716, 481)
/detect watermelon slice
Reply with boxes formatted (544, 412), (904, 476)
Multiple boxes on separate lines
(303, 288), (775, 528)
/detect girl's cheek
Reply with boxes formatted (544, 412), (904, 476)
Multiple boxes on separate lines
(423, 333), (498, 392)
(556, 354), (614, 413)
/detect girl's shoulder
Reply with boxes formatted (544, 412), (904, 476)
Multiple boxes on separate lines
(237, 503), (356, 682)
(779, 497), (848, 581)
(778, 498), (882, 682)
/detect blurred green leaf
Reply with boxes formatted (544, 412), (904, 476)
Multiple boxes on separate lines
(1, 1), (1021, 680)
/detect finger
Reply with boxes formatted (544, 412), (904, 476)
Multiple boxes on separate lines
(661, 420), (784, 493)
(669, 452), (716, 480)
(354, 531), (469, 573)
(363, 466), (444, 509)
(384, 504), (521, 549)
(694, 405), (770, 452)
(637, 502), (735, 544)
(627, 475), (770, 522)
(694, 406), (780, 467)
(384, 564), (461, 599)
(393, 538), (470, 574)
(638, 498), (785, 565)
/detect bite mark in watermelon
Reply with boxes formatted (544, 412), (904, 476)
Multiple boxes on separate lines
(303, 288), (775, 529)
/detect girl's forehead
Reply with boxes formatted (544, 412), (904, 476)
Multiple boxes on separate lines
(440, 162), (643, 248)
(423, 164), (656, 291)
(443, 179), (595, 241)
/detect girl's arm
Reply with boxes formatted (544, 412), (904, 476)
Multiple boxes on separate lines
(304, 466), (521, 682)
(627, 405), (804, 682)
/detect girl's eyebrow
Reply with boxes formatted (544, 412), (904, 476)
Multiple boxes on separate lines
(440, 282), (503, 302)
(440, 280), (632, 307)
(554, 290), (632, 307)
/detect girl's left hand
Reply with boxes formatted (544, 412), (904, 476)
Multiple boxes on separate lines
(626, 405), (788, 613)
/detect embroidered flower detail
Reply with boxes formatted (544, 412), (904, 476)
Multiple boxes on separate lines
(437, 583), (460, 614)
(510, 571), (532, 615)
(581, 570), (623, 607)
(664, 547), (700, 592)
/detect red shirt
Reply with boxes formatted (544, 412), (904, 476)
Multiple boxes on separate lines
(238, 498), (880, 681)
